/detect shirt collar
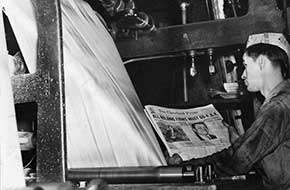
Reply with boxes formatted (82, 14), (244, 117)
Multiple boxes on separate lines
(263, 79), (290, 104)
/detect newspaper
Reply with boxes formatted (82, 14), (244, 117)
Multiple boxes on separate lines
(145, 104), (231, 161)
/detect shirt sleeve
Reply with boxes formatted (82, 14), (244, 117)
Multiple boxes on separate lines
(183, 102), (288, 176)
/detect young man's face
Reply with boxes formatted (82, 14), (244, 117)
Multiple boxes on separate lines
(241, 54), (263, 92)
(194, 123), (208, 135)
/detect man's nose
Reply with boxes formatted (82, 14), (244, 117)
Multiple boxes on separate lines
(241, 70), (246, 80)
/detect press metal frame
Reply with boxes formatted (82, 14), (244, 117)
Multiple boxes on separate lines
(12, 0), (66, 182)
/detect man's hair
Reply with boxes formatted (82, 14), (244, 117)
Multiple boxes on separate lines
(244, 43), (289, 78)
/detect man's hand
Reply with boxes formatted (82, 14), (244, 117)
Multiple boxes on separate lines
(165, 152), (183, 165)
(223, 121), (241, 144)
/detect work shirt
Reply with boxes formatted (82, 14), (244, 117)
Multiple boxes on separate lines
(184, 79), (290, 190)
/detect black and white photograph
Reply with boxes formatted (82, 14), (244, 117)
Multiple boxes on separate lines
(1, 0), (289, 190)
(157, 122), (190, 142)
(191, 122), (217, 141)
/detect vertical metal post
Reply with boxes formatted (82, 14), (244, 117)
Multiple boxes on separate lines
(34, 0), (66, 182)
(180, 2), (190, 102)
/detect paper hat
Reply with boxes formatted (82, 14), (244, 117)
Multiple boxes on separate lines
(246, 32), (290, 59)
(246, 32), (290, 78)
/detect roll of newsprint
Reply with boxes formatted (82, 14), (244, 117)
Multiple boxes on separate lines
(3, 0), (166, 168)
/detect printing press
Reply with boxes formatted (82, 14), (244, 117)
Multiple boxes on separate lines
(3, 0), (290, 189)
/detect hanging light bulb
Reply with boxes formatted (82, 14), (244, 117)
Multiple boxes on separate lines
(189, 50), (197, 77)
(208, 48), (215, 75)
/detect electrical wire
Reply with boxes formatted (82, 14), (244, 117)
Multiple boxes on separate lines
(229, 0), (238, 17)
(23, 154), (36, 169)
(123, 53), (185, 64)
(205, 0), (212, 19)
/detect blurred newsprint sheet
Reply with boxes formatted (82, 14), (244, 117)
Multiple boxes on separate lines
(4, 0), (166, 167)
(145, 104), (231, 161)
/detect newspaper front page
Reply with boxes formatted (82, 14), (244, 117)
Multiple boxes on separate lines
(145, 104), (231, 161)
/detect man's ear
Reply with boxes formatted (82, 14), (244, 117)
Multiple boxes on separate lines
(257, 55), (267, 70)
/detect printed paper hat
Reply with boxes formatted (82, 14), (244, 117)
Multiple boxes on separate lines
(246, 32), (290, 59)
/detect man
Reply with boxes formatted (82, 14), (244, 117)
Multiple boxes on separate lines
(191, 122), (217, 141)
(168, 33), (290, 190)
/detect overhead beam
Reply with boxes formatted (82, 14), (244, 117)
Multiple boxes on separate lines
(115, 0), (285, 59)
